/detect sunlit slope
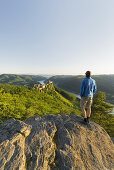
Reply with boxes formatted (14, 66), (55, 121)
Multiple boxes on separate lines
(0, 83), (81, 123)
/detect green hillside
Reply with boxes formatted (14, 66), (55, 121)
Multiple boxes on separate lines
(47, 75), (114, 104)
(0, 74), (46, 86)
(0, 83), (81, 124)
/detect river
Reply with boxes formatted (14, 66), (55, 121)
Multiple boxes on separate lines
(38, 80), (45, 85)
(64, 90), (81, 99)
(110, 108), (114, 115)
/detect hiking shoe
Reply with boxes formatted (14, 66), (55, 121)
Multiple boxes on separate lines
(84, 118), (87, 124)
(87, 117), (90, 123)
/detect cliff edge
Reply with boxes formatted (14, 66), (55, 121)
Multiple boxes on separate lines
(0, 114), (114, 170)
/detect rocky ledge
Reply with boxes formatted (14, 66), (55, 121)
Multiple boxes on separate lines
(0, 114), (114, 170)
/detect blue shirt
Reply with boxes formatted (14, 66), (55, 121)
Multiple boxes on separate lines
(80, 77), (97, 97)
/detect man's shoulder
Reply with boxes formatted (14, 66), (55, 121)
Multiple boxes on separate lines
(91, 77), (95, 81)
(82, 78), (86, 83)
(82, 77), (96, 83)
(90, 78), (96, 83)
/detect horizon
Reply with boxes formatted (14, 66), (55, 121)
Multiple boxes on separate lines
(0, 72), (114, 76)
(0, 0), (114, 75)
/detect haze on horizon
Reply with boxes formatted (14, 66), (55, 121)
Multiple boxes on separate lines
(0, 0), (114, 75)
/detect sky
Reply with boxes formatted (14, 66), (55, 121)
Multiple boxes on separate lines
(0, 0), (114, 75)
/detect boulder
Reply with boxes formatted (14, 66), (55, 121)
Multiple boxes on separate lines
(0, 114), (114, 170)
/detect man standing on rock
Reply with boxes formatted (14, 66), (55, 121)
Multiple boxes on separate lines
(80, 71), (97, 124)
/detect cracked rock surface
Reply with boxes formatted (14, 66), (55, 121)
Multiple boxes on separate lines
(0, 114), (114, 170)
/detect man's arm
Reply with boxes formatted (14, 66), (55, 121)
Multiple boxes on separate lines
(80, 80), (85, 97)
(93, 81), (97, 95)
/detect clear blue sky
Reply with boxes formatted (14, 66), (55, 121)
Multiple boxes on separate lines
(0, 0), (114, 75)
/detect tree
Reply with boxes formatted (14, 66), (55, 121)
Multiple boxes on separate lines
(91, 91), (114, 137)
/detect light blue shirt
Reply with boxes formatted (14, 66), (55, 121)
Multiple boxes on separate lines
(80, 77), (97, 97)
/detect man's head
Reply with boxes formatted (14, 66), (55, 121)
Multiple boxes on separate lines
(85, 71), (92, 78)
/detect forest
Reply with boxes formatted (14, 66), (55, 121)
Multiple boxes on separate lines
(0, 83), (80, 123)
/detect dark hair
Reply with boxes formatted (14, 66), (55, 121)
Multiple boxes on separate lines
(85, 71), (92, 77)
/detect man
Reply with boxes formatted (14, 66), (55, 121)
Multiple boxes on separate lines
(80, 71), (97, 124)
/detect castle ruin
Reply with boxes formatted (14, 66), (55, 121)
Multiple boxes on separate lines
(34, 81), (54, 92)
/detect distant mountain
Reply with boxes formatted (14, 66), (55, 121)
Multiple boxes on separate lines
(0, 74), (47, 86)
(47, 74), (114, 104)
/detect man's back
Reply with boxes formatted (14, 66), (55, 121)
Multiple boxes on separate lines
(80, 71), (97, 124)
(80, 77), (96, 97)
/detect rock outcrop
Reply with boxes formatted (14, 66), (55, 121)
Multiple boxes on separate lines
(0, 114), (114, 170)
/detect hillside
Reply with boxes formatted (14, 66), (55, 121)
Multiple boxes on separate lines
(0, 83), (81, 124)
(47, 74), (114, 104)
(0, 115), (114, 170)
(0, 74), (46, 86)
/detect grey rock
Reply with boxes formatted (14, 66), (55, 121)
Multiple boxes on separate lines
(0, 118), (32, 170)
(0, 114), (114, 170)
